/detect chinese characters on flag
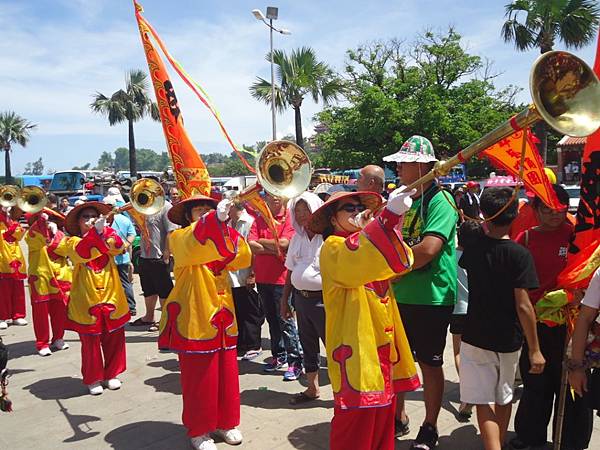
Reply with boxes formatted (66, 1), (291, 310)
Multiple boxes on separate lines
(482, 129), (562, 210)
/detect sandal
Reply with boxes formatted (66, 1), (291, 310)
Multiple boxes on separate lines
(148, 322), (159, 332)
(395, 416), (410, 438)
(289, 392), (319, 405)
(130, 318), (154, 327)
(241, 349), (262, 361)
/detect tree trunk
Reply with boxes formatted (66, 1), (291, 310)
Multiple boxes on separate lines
(128, 119), (137, 179)
(4, 148), (11, 184)
(294, 106), (304, 148)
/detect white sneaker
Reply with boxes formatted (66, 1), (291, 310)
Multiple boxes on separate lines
(38, 347), (52, 357)
(52, 339), (69, 351)
(215, 428), (243, 445)
(88, 382), (103, 396)
(0, 321), (7, 330)
(12, 318), (27, 326)
(105, 378), (121, 390)
(190, 434), (217, 450)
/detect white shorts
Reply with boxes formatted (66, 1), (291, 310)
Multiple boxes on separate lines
(459, 342), (519, 406)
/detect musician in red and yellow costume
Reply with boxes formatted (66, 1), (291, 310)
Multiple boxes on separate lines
(307, 188), (420, 450)
(159, 193), (251, 450)
(0, 207), (27, 330)
(25, 208), (72, 356)
(58, 202), (130, 395)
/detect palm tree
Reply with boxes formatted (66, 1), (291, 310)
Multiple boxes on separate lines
(250, 47), (344, 148)
(90, 70), (159, 178)
(501, 0), (600, 162)
(0, 112), (37, 183)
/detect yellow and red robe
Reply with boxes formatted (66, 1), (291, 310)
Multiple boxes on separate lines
(0, 212), (26, 281)
(320, 209), (420, 409)
(25, 222), (72, 303)
(159, 211), (252, 353)
(54, 227), (130, 334)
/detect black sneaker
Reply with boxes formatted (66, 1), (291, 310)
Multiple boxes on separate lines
(394, 417), (410, 438)
(410, 423), (438, 450)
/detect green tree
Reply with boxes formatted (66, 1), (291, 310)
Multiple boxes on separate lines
(72, 163), (91, 170)
(0, 111), (37, 183)
(249, 47), (344, 148)
(90, 70), (159, 178)
(501, 0), (600, 161)
(315, 29), (522, 177)
(32, 157), (44, 175)
(97, 151), (115, 170)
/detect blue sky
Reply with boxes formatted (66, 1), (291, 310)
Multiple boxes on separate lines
(1, 0), (598, 173)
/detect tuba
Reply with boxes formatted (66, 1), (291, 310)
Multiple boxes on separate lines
(407, 51), (600, 190)
(237, 140), (312, 202)
(0, 185), (48, 214)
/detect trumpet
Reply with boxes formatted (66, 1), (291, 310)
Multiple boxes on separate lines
(406, 50), (600, 190)
(0, 185), (48, 214)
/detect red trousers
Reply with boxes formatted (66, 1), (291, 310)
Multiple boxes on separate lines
(179, 349), (240, 437)
(330, 397), (397, 450)
(79, 328), (126, 385)
(32, 299), (67, 350)
(0, 279), (26, 320)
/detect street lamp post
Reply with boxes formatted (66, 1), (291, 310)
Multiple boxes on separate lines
(252, 7), (291, 141)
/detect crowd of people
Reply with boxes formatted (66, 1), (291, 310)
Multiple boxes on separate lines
(0, 134), (598, 450)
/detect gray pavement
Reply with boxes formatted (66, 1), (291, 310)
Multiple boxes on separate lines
(1, 275), (598, 449)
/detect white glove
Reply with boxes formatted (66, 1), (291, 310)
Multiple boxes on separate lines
(349, 209), (374, 229)
(47, 221), (58, 235)
(216, 199), (233, 222)
(2, 206), (10, 214)
(386, 186), (416, 216)
(94, 216), (106, 234)
(40, 212), (49, 222)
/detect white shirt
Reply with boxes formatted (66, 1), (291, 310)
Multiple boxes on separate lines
(228, 210), (255, 288)
(582, 267), (600, 310)
(285, 230), (323, 291)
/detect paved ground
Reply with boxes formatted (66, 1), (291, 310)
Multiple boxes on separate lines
(1, 275), (599, 449)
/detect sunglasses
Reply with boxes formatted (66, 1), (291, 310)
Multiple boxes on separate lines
(337, 203), (366, 213)
(80, 214), (98, 220)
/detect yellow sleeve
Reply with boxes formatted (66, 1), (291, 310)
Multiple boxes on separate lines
(224, 237), (252, 273)
(321, 231), (413, 289)
(57, 234), (109, 265)
(25, 229), (46, 251)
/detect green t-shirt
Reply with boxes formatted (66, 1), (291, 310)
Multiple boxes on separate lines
(392, 184), (458, 306)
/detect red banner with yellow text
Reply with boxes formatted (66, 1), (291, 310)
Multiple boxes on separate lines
(482, 129), (561, 210)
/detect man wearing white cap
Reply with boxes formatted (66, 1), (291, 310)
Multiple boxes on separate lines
(383, 135), (458, 450)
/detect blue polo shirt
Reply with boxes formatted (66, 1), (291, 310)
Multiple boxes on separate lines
(110, 213), (136, 265)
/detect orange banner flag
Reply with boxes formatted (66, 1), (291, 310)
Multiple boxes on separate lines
(133, 1), (210, 199)
(482, 129), (561, 210)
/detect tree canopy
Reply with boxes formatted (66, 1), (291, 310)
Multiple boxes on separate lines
(314, 29), (524, 177)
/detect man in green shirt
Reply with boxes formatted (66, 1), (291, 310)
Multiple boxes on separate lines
(384, 135), (458, 450)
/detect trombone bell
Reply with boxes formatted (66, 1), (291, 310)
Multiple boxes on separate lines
(531, 51), (600, 137)
(129, 178), (165, 215)
(0, 185), (19, 208)
(255, 140), (312, 199)
(17, 186), (48, 214)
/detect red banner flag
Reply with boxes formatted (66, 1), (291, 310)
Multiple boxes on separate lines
(482, 129), (561, 209)
(133, 1), (210, 199)
(573, 31), (600, 253)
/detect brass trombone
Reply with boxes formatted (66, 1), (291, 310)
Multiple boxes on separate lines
(0, 185), (48, 214)
(108, 177), (165, 217)
(236, 140), (313, 202)
(406, 51), (600, 190)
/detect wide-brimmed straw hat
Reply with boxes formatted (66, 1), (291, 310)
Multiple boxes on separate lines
(308, 191), (382, 234)
(167, 195), (219, 226)
(25, 208), (66, 228)
(64, 201), (112, 236)
(383, 135), (438, 163)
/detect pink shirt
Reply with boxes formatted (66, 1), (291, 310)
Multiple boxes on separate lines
(248, 210), (295, 285)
